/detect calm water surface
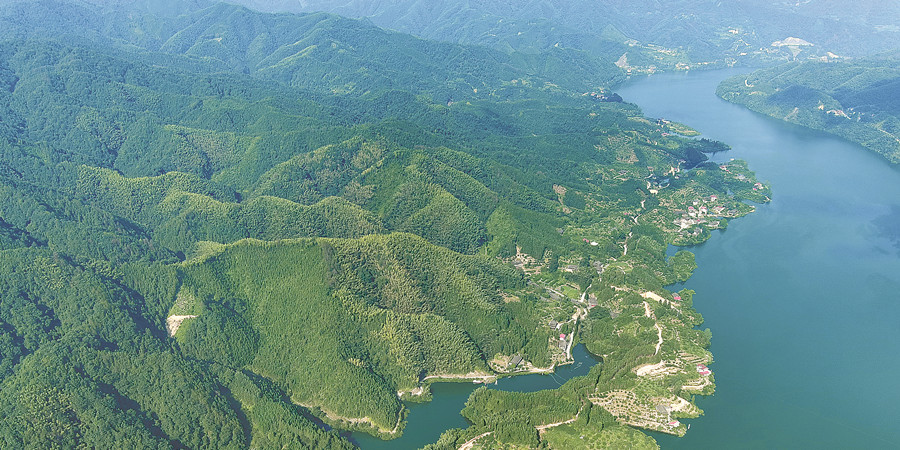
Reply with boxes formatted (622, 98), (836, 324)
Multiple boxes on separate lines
(355, 69), (900, 449)
(618, 70), (900, 448)
(351, 345), (600, 449)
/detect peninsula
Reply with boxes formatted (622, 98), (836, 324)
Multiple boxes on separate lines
(420, 134), (769, 449)
(0, 1), (771, 449)
(717, 58), (900, 164)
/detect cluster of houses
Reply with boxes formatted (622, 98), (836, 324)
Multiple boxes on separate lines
(657, 404), (682, 429)
(508, 354), (523, 370)
(696, 364), (711, 376)
(548, 321), (570, 351)
(583, 90), (623, 103)
(721, 164), (767, 192)
(646, 172), (672, 194)
(558, 333), (568, 351)
(820, 103), (864, 120)
(674, 196), (731, 230)
(510, 251), (539, 273)
(826, 108), (850, 119)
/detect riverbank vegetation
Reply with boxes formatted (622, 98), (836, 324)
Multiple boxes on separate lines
(410, 96), (769, 449)
(0, 1), (773, 448)
(718, 57), (900, 163)
(233, 0), (900, 75)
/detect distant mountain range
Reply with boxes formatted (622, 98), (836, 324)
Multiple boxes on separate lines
(718, 55), (900, 163)
(0, 1), (758, 448)
(227, 0), (900, 71)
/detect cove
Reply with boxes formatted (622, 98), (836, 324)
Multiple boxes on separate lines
(618, 69), (900, 447)
(350, 345), (600, 449)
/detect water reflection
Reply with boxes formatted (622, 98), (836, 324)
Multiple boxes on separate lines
(871, 205), (900, 254)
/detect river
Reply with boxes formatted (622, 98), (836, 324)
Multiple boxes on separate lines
(618, 69), (900, 447)
(354, 69), (900, 449)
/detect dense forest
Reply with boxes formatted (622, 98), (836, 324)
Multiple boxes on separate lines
(232, 0), (900, 71)
(0, 0), (777, 448)
(717, 56), (900, 163)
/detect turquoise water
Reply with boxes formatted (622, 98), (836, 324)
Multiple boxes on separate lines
(350, 344), (600, 449)
(353, 69), (900, 449)
(618, 70), (900, 447)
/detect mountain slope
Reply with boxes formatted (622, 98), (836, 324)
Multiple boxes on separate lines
(0, 0), (622, 97)
(0, 1), (771, 447)
(232, 0), (900, 71)
(718, 58), (900, 163)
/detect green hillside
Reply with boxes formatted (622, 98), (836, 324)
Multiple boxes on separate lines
(0, 1), (772, 448)
(0, 0), (622, 99)
(235, 0), (900, 72)
(174, 234), (539, 434)
(718, 58), (900, 163)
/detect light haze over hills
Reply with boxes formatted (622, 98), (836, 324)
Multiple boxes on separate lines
(227, 0), (900, 67)
(0, 0), (895, 448)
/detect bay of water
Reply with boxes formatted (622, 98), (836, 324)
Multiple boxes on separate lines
(353, 69), (900, 449)
(350, 344), (600, 449)
(618, 70), (900, 447)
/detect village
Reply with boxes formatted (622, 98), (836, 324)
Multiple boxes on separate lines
(647, 159), (769, 245)
(452, 126), (772, 446)
(497, 229), (716, 436)
(487, 152), (762, 439)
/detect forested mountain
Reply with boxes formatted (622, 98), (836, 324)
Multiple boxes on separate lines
(0, 0), (622, 97)
(0, 0), (770, 448)
(717, 56), (900, 163)
(229, 0), (900, 72)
